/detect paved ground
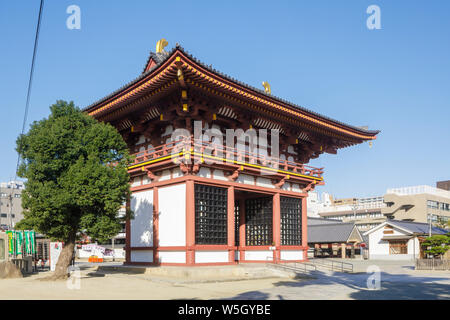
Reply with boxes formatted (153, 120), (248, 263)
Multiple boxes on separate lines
(0, 260), (449, 300)
(226, 259), (450, 300)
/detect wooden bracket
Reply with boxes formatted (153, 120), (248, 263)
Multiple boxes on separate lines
(226, 168), (240, 182)
(302, 181), (317, 193)
(275, 175), (289, 189)
(142, 167), (160, 182)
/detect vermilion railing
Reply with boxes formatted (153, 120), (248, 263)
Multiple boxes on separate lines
(131, 138), (323, 179)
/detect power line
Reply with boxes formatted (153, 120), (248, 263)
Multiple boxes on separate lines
(7, 0), (45, 229)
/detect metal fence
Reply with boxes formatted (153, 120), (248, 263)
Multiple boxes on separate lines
(415, 259), (450, 270)
(266, 259), (317, 274)
(308, 258), (354, 273)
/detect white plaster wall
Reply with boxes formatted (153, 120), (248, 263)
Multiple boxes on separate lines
(162, 125), (173, 137)
(131, 250), (153, 263)
(131, 176), (141, 187)
(142, 175), (150, 185)
(130, 190), (153, 247)
(159, 169), (171, 181)
(245, 250), (273, 261)
(136, 135), (146, 145)
(280, 250), (304, 261)
(287, 145), (297, 154)
(291, 184), (301, 193)
(368, 226), (417, 260)
(159, 251), (186, 263)
(198, 167), (211, 178)
(172, 167), (183, 178)
(281, 182), (291, 191)
(213, 169), (228, 181)
(256, 177), (275, 189)
(158, 183), (186, 246)
(195, 251), (229, 263)
(236, 174), (254, 185)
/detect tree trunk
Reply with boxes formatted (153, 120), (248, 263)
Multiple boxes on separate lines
(53, 231), (76, 280)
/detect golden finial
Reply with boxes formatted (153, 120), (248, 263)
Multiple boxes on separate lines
(156, 38), (168, 53)
(262, 81), (271, 94)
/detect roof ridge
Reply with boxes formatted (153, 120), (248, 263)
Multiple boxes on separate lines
(310, 222), (354, 226)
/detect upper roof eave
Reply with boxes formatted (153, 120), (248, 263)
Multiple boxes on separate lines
(83, 45), (379, 138)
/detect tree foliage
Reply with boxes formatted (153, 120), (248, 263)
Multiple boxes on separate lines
(421, 234), (450, 258)
(15, 100), (131, 243)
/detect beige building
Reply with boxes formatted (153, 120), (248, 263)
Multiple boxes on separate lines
(315, 184), (450, 231)
(333, 198), (357, 206)
(382, 186), (450, 225)
(0, 181), (24, 229)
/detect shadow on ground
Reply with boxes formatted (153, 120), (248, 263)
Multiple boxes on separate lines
(225, 269), (450, 300)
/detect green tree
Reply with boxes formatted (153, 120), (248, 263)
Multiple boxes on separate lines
(421, 235), (450, 258)
(16, 100), (131, 279)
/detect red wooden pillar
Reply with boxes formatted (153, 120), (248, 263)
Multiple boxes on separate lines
(239, 198), (246, 261)
(186, 180), (195, 265)
(153, 187), (159, 265)
(273, 193), (281, 263)
(302, 196), (308, 261)
(227, 186), (235, 263)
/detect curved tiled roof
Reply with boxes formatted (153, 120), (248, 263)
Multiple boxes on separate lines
(84, 44), (379, 137)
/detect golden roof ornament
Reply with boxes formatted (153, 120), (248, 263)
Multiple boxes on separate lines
(156, 38), (168, 53)
(262, 81), (271, 94)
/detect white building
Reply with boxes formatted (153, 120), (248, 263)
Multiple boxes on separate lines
(307, 191), (333, 217)
(363, 220), (448, 260)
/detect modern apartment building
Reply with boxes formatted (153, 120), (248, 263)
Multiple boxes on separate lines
(308, 183), (450, 232)
(0, 181), (24, 229)
(382, 185), (450, 225)
(315, 195), (386, 231)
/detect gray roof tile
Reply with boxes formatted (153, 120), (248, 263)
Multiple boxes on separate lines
(308, 222), (355, 243)
(389, 220), (448, 235)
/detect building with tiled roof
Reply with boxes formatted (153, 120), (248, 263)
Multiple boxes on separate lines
(85, 40), (378, 266)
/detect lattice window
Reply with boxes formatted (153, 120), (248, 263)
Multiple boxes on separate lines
(280, 197), (302, 245)
(195, 184), (228, 245)
(389, 240), (408, 254)
(245, 197), (273, 246)
(235, 200), (240, 246)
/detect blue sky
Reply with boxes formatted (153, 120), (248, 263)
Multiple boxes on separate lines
(1, 0), (449, 198)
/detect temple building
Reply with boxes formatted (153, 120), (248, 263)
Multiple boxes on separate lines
(84, 41), (379, 266)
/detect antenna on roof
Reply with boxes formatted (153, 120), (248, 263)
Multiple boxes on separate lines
(156, 38), (168, 53)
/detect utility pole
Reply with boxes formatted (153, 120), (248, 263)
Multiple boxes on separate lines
(428, 213), (432, 237)
(8, 183), (14, 230)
